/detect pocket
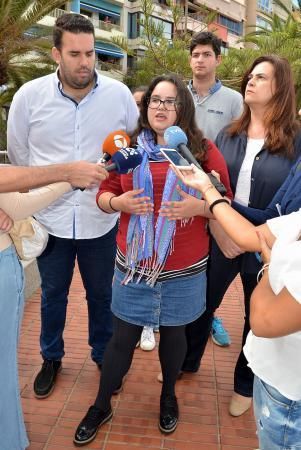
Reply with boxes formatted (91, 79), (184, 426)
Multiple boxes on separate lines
(259, 378), (291, 409)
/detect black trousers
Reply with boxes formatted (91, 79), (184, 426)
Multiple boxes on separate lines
(182, 240), (257, 397)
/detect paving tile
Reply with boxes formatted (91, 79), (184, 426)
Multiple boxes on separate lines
(20, 267), (258, 450)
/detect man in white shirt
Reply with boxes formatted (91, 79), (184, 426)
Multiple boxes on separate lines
(7, 13), (138, 399)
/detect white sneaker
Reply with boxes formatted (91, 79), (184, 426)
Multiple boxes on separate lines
(140, 327), (156, 351)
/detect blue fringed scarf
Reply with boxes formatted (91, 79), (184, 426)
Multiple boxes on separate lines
(124, 129), (200, 286)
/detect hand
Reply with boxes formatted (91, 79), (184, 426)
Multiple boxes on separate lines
(0, 209), (13, 232)
(113, 189), (154, 215)
(67, 161), (109, 189)
(159, 187), (203, 220)
(209, 220), (244, 259)
(170, 164), (212, 193)
(256, 230), (271, 264)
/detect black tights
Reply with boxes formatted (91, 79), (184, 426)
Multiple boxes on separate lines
(94, 316), (187, 411)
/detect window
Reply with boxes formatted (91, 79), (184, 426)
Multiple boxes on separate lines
(221, 44), (229, 55)
(257, 0), (273, 14)
(217, 14), (243, 36)
(128, 13), (172, 39)
(152, 17), (173, 39)
(97, 54), (121, 71)
(128, 12), (140, 39)
(256, 15), (272, 30)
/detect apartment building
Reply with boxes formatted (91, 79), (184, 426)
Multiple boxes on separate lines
(246, 0), (292, 32)
(177, 0), (246, 51)
(39, 0), (293, 77)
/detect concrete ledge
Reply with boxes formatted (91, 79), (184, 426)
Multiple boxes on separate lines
(21, 259), (41, 300)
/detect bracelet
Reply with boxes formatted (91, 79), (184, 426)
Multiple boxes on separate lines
(257, 263), (270, 283)
(109, 195), (118, 212)
(209, 198), (230, 214)
(203, 184), (214, 196)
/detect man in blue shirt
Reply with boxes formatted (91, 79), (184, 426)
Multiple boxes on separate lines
(7, 13), (138, 399)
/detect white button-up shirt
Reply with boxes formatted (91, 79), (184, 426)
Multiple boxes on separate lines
(7, 71), (139, 239)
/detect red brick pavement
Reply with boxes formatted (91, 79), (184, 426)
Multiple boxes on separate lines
(19, 267), (258, 450)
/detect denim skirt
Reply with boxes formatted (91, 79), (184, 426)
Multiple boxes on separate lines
(0, 245), (29, 450)
(112, 267), (207, 328)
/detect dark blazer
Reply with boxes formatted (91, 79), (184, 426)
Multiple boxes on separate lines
(233, 157), (301, 225)
(214, 129), (301, 273)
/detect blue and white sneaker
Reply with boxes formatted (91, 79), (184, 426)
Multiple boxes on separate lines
(211, 317), (231, 347)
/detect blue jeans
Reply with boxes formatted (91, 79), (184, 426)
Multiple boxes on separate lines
(37, 225), (117, 364)
(0, 245), (29, 450)
(253, 376), (301, 450)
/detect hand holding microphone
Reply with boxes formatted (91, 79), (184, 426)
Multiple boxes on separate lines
(164, 126), (227, 196)
(77, 147), (142, 191)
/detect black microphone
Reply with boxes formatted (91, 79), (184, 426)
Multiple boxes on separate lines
(164, 126), (227, 196)
(105, 147), (142, 174)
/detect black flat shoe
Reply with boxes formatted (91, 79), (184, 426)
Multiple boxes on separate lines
(73, 405), (113, 446)
(159, 395), (179, 434)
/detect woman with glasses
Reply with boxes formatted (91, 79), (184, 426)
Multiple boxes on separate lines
(73, 74), (232, 445)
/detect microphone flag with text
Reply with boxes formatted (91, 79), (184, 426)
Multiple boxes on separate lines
(164, 126), (227, 196)
(99, 130), (131, 163)
(105, 147), (142, 174)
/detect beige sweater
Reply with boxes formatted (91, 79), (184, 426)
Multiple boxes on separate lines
(0, 183), (71, 251)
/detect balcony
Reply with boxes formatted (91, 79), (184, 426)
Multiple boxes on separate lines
(177, 12), (207, 33)
(98, 19), (121, 33)
(96, 60), (122, 72)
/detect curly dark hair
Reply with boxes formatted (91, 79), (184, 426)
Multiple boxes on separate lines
(130, 74), (208, 162)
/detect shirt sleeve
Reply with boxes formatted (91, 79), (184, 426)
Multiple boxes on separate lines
(231, 92), (244, 120)
(0, 183), (71, 220)
(284, 249), (301, 302)
(96, 172), (123, 208)
(203, 140), (233, 199)
(125, 89), (139, 135)
(7, 87), (31, 166)
(268, 210), (301, 302)
(267, 209), (301, 240)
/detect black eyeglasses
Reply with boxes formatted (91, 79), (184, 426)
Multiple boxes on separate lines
(148, 97), (179, 111)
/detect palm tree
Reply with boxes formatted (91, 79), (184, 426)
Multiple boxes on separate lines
(0, 0), (65, 102)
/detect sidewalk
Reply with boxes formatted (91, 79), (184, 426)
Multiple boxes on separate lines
(19, 266), (258, 450)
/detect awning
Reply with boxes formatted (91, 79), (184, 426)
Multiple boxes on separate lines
(81, 1), (120, 18)
(95, 42), (124, 58)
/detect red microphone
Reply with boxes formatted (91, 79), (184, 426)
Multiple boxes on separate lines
(99, 130), (130, 163)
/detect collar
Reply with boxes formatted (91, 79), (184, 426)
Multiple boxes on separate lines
(55, 68), (99, 99)
(188, 78), (222, 97)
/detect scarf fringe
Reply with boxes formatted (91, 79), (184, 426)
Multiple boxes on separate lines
(123, 232), (176, 287)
